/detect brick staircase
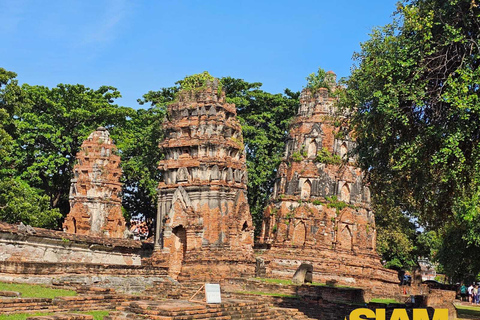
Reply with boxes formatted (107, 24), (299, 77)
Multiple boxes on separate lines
(0, 297), (55, 313)
(145, 281), (322, 319)
(227, 292), (322, 319)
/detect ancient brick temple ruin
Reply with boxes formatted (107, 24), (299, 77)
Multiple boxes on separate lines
(258, 73), (398, 290)
(63, 127), (126, 238)
(154, 79), (255, 279)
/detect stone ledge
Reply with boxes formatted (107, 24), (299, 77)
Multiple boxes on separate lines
(0, 221), (151, 250)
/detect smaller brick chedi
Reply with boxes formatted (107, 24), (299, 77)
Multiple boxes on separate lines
(258, 73), (398, 289)
(63, 127), (126, 238)
(155, 75), (254, 279)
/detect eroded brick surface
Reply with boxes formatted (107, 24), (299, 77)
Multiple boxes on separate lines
(258, 73), (399, 288)
(63, 127), (126, 238)
(154, 79), (254, 279)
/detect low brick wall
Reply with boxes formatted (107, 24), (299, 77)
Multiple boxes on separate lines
(0, 261), (169, 293)
(424, 289), (457, 319)
(0, 287), (151, 315)
(0, 261), (166, 275)
(0, 222), (153, 266)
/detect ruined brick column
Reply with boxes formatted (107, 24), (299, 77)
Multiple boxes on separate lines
(258, 72), (399, 292)
(155, 78), (255, 280)
(63, 127), (126, 238)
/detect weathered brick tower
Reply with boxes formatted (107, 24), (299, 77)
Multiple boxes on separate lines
(63, 127), (126, 238)
(258, 73), (398, 291)
(155, 76), (254, 279)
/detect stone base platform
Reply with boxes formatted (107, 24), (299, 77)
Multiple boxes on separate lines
(256, 245), (400, 299)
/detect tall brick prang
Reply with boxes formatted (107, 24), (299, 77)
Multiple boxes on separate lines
(155, 76), (254, 279)
(258, 72), (399, 290)
(63, 127), (126, 238)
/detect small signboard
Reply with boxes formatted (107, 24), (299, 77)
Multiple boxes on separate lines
(205, 283), (221, 304)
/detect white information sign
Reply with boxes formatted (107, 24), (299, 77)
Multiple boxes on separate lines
(205, 283), (222, 304)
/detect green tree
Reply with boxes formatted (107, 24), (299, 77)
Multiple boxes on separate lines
(342, 0), (480, 276)
(0, 68), (23, 178)
(0, 178), (61, 228)
(374, 195), (417, 270)
(13, 83), (133, 216)
(0, 69), (62, 228)
(113, 102), (168, 222)
(221, 77), (299, 232)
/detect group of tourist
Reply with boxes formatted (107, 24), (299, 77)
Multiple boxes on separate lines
(129, 219), (150, 240)
(461, 283), (480, 304)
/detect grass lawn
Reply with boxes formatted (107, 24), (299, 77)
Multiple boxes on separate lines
(0, 282), (76, 299)
(0, 312), (54, 320)
(456, 304), (480, 319)
(253, 277), (359, 289)
(0, 311), (109, 320)
(369, 298), (403, 304)
(236, 290), (299, 298)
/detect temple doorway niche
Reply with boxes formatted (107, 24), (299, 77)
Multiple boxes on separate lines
(301, 180), (312, 199)
(72, 218), (77, 233)
(307, 140), (317, 157)
(340, 142), (348, 159)
(292, 222), (306, 246)
(338, 224), (353, 251)
(169, 225), (187, 276)
(340, 183), (350, 202)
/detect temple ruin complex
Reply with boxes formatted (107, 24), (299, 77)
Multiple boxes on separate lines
(0, 73), (458, 320)
(63, 127), (126, 238)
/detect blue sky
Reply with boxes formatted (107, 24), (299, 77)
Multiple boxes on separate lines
(1, 0), (398, 109)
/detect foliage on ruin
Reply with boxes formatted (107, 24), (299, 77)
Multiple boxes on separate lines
(342, 0), (480, 276)
(325, 196), (350, 213)
(305, 67), (335, 93)
(316, 147), (342, 165)
(176, 71), (223, 94)
(291, 151), (303, 162)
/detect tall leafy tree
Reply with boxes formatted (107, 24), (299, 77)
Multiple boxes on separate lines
(342, 0), (480, 277)
(0, 69), (62, 227)
(221, 77), (299, 232)
(113, 105), (167, 222)
(0, 177), (61, 228)
(0, 68), (23, 178)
